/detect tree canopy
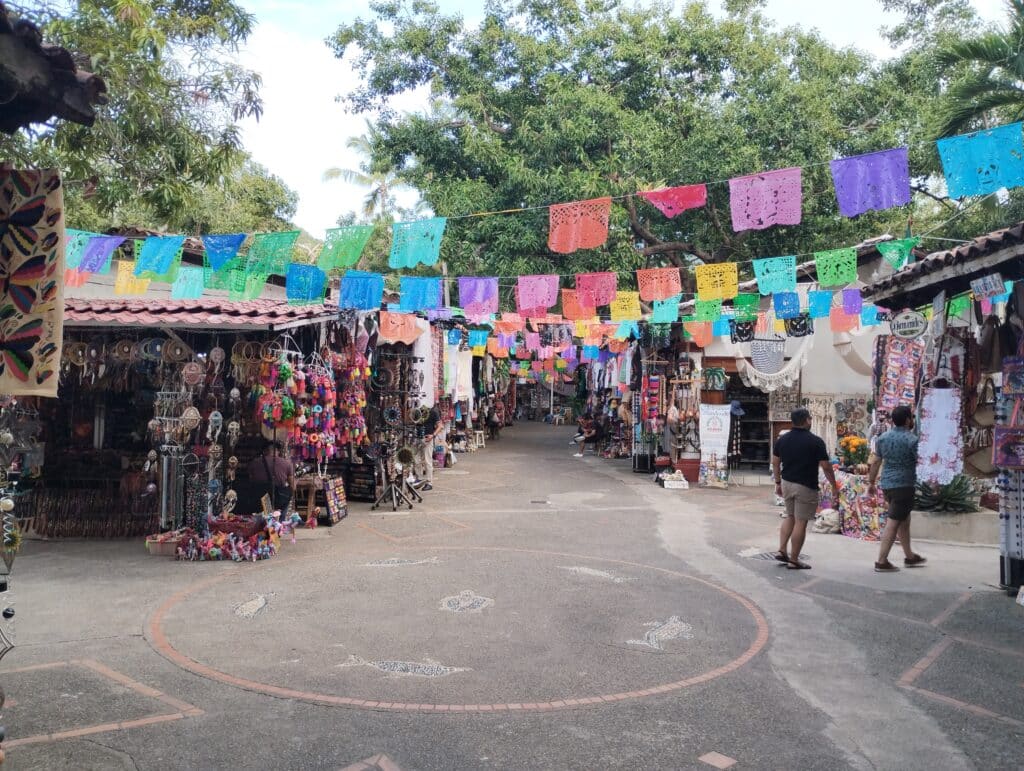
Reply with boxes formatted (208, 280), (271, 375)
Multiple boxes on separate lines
(328, 0), (1024, 286)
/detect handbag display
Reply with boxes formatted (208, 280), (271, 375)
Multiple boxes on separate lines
(971, 377), (997, 429)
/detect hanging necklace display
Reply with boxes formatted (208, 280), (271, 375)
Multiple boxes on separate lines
(206, 411), (223, 443)
(226, 420), (240, 449)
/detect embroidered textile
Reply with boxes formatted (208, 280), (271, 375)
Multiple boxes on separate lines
(548, 197), (612, 253)
(936, 121), (1024, 198)
(916, 387), (962, 485)
(318, 225), (373, 270)
(841, 288), (863, 315)
(830, 147), (911, 217)
(815, 247), (857, 287)
(339, 270), (384, 310)
(877, 237), (920, 270)
(639, 185), (707, 217)
(390, 217), (446, 268)
(694, 262), (738, 301)
(574, 271), (617, 306)
(773, 292), (800, 319)
(610, 291), (641, 321)
(286, 264), (327, 304)
(171, 266), (205, 300)
(202, 233), (246, 271)
(808, 290), (833, 319)
(637, 266), (682, 301)
(652, 294), (680, 323)
(875, 335), (925, 411)
(399, 276), (441, 312)
(0, 168), (65, 396)
(752, 256), (796, 295)
(729, 167), (802, 231)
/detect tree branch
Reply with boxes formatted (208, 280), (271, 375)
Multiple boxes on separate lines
(911, 184), (956, 211)
(624, 194), (711, 263)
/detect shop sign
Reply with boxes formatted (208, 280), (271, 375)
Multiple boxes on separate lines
(890, 310), (928, 339)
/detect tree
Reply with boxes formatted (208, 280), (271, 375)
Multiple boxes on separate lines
(933, 0), (1024, 137)
(0, 0), (262, 224)
(327, 0), (966, 286)
(323, 121), (414, 220)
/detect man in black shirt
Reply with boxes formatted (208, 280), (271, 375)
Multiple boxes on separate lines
(772, 407), (836, 569)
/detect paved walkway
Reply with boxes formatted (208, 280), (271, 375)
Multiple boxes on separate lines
(3, 423), (1022, 769)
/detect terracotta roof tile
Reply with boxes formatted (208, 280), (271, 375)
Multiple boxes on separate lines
(64, 297), (337, 330)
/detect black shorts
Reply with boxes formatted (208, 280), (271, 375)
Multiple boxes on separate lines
(883, 486), (915, 522)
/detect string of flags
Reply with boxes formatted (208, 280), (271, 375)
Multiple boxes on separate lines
(60, 122), (1024, 330)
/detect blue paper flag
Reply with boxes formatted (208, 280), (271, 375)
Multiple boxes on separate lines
(399, 276), (442, 312)
(752, 256), (796, 296)
(65, 229), (95, 270)
(468, 329), (489, 347)
(286, 263), (327, 304)
(808, 290), (833, 319)
(614, 321), (639, 339)
(135, 236), (185, 277)
(447, 329), (462, 345)
(860, 304), (879, 327)
(937, 122), (1024, 198)
(171, 266), (205, 300)
(712, 317), (732, 337)
(651, 294), (681, 323)
(202, 233), (247, 271)
(78, 235), (126, 274)
(773, 291), (801, 319)
(582, 345), (600, 360)
(390, 217), (447, 269)
(339, 270), (384, 310)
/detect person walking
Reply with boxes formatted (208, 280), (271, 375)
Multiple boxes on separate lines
(868, 405), (927, 572)
(772, 407), (837, 570)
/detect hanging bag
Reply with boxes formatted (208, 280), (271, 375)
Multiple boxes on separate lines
(971, 377), (997, 428)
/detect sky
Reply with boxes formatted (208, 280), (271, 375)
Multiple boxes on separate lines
(235, 0), (1006, 237)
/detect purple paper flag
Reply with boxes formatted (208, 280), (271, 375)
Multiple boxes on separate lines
(458, 276), (498, 317)
(830, 147), (911, 218)
(729, 167), (802, 231)
(79, 236), (126, 274)
(842, 288), (863, 315)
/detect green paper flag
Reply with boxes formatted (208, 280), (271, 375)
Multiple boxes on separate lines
(732, 293), (760, 321)
(814, 247), (858, 287)
(694, 299), (722, 322)
(877, 237), (920, 270)
(948, 294), (971, 318)
(246, 230), (301, 276)
(133, 239), (182, 283)
(318, 225), (374, 271)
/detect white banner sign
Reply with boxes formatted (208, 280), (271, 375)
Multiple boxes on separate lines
(699, 404), (732, 461)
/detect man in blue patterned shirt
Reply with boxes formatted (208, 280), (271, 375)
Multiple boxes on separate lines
(868, 405), (927, 572)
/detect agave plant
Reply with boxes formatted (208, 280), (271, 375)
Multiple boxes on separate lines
(915, 475), (978, 513)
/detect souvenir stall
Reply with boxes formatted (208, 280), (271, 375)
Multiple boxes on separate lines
(25, 298), (340, 542)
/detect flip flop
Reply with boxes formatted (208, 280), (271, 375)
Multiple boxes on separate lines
(774, 551), (789, 564)
(787, 560), (811, 570)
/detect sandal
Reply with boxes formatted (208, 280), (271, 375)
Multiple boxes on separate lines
(774, 550), (789, 564)
(787, 560), (811, 570)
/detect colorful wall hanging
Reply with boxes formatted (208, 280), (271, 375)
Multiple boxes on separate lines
(201, 233), (246, 271)
(875, 335), (925, 412)
(829, 147), (911, 217)
(916, 387), (963, 485)
(0, 168), (65, 397)
(390, 217), (447, 269)
(694, 262), (738, 301)
(636, 266), (683, 302)
(548, 197), (612, 254)
(285, 264), (328, 304)
(815, 247), (858, 287)
(728, 167), (802, 231)
(877, 237), (920, 270)
(459, 276), (498, 319)
(752, 256), (796, 295)
(638, 185), (707, 217)
(318, 225), (374, 271)
(936, 121), (1024, 199)
(339, 270), (384, 310)
(398, 275), (441, 312)
(171, 266), (205, 300)
(610, 291), (641, 321)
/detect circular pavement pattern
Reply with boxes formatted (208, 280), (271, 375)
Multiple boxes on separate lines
(148, 546), (769, 713)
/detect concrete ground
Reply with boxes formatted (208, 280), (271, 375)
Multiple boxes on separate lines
(2, 423), (1022, 770)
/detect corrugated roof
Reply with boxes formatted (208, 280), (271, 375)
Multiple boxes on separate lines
(64, 297), (337, 331)
(862, 221), (1024, 307)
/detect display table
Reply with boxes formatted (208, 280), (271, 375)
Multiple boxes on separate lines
(293, 475), (348, 525)
(826, 470), (888, 541)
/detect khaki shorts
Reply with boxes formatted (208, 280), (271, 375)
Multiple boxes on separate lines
(781, 480), (819, 521)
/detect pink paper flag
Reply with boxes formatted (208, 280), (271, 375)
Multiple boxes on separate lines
(729, 167), (802, 231)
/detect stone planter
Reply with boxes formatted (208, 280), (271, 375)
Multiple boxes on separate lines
(911, 508), (999, 545)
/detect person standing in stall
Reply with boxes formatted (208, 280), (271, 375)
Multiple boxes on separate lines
(868, 405), (927, 572)
(247, 440), (295, 513)
(772, 408), (836, 570)
(415, 405), (444, 492)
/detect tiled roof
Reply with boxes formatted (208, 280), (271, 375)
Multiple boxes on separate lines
(64, 298), (337, 330)
(862, 221), (1024, 306)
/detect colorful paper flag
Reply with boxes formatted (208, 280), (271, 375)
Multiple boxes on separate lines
(729, 167), (802, 231)
(202, 233), (246, 271)
(390, 217), (447, 268)
(877, 237), (920, 270)
(652, 294), (681, 323)
(814, 247), (857, 287)
(636, 266), (682, 302)
(773, 291), (801, 319)
(548, 197), (612, 253)
(936, 121), (1024, 198)
(170, 266), (205, 300)
(638, 185), (707, 217)
(830, 147), (911, 217)
(286, 264), (328, 304)
(399, 275), (442, 311)
(752, 256), (796, 295)
(318, 225), (374, 270)
(610, 291), (641, 321)
(694, 262), (739, 301)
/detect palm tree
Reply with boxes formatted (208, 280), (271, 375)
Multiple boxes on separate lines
(935, 1), (1024, 137)
(322, 122), (410, 219)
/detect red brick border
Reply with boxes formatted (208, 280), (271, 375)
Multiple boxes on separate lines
(146, 545), (770, 713)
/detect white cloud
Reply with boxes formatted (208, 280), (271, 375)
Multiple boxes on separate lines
(236, 0), (1007, 238)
